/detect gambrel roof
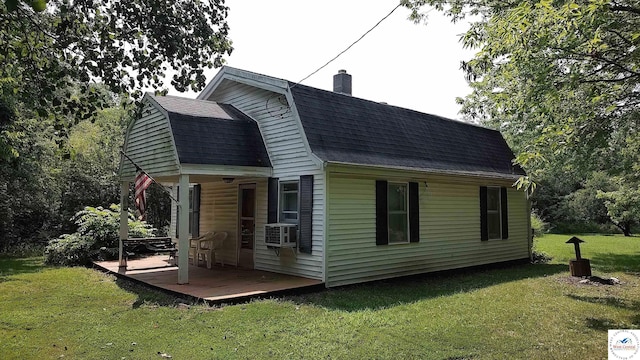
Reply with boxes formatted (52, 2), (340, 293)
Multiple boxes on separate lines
(133, 66), (523, 180)
(150, 94), (271, 168)
(288, 83), (525, 177)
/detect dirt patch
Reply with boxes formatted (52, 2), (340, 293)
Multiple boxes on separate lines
(557, 275), (621, 286)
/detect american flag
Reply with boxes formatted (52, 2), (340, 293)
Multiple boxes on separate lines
(134, 169), (153, 220)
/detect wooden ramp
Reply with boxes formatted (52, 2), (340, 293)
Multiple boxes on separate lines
(94, 255), (324, 304)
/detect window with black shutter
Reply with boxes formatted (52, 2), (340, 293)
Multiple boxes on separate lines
(376, 180), (420, 245)
(480, 186), (508, 241)
(267, 176), (313, 254)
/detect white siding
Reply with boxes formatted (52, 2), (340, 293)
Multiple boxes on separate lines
(252, 174), (324, 280)
(195, 177), (324, 280)
(121, 101), (179, 179)
(205, 81), (324, 281)
(198, 180), (244, 266)
(326, 171), (529, 287)
(206, 81), (320, 176)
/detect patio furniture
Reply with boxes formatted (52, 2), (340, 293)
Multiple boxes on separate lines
(122, 237), (176, 267)
(196, 231), (228, 269)
(189, 232), (215, 265)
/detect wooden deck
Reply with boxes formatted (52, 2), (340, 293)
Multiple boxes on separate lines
(94, 255), (324, 304)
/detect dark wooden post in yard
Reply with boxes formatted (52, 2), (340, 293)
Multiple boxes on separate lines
(566, 236), (591, 277)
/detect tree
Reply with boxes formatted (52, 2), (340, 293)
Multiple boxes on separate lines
(597, 176), (640, 236)
(0, 0), (232, 157)
(57, 104), (130, 232)
(402, 0), (640, 189)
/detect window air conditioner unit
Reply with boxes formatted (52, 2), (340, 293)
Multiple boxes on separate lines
(265, 223), (297, 248)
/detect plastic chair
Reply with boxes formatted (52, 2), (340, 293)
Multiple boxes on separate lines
(197, 231), (228, 269)
(189, 232), (214, 265)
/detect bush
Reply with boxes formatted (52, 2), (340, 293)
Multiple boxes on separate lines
(531, 211), (549, 238)
(44, 204), (155, 266)
(531, 249), (552, 264)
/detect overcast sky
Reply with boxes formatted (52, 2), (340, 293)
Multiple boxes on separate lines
(173, 0), (475, 120)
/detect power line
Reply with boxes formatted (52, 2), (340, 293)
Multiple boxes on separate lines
(291, 3), (403, 88)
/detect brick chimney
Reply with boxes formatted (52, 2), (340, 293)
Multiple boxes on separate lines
(333, 70), (352, 96)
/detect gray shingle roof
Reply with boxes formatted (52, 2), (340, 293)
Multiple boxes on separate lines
(149, 94), (271, 167)
(289, 84), (525, 177)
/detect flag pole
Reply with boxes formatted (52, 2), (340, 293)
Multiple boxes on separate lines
(120, 150), (180, 204)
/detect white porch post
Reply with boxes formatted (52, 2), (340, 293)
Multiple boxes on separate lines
(177, 174), (190, 284)
(118, 181), (129, 268)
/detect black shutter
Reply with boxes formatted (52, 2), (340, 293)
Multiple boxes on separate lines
(267, 177), (279, 223)
(480, 186), (488, 241)
(376, 180), (388, 245)
(409, 182), (420, 243)
(175, 186), (180, 238)
(501, 187), (509, 239)
(299, 175), (313, 254)
(192, 184), (201, 238)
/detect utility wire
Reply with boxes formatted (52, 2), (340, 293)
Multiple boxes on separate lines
(290, 3), (403, 88)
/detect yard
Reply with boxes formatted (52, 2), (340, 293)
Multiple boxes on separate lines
(0, 234), (638, 359)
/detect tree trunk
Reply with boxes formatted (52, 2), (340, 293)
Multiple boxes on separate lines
(611, 220), (633, 236)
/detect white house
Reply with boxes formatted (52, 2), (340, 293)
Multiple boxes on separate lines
(118, 66), (531, 287)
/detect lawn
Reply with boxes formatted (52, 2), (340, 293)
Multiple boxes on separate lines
(0, 234), (638, 359)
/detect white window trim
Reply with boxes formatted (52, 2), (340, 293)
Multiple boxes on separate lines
(279, 180), (299, 224)
(486, 186), (502, 240)
(388, 182), (410, 244)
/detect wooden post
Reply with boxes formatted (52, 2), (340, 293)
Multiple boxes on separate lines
(566, 236), (591, 277)
(177, 174), (190, 284)
(118, 181), (129, 268)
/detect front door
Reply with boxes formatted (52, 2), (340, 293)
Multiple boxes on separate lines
(238, 184), (256, 268)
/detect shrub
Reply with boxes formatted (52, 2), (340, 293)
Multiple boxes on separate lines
(531, 249), (552, 264)
(531, 211), (549, 238)
(44, 204), (155, 266)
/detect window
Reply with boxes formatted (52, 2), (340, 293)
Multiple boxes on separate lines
(280, 181), (299, 223)
(268, 176), (313, 254)
(376, 180), (419, 245)
(480, 186), (508, 241)
(388, 183), (409, 243)
(486, 187), (501, 240)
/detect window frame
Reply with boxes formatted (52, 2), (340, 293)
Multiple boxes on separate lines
(279, 181), (299, 224)
(485, 186), (502, 240)
(387, 182), (410, 244)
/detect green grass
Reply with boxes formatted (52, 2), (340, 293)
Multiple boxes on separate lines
(0, 234), (638, 359)
(535, 233), (640, 272)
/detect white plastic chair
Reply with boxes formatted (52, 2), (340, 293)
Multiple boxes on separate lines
(197, 231), (228, 269)
(189, 232), (214, 266)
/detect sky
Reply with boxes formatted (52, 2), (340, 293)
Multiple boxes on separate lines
(172, 0), (475, 120)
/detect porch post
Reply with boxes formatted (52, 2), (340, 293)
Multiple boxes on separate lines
(177, 174), (190, 284)
(118, 181), (129, 268)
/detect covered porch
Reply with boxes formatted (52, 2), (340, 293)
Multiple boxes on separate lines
(95, 255), (323, 303)
(118, 94), (276, 285)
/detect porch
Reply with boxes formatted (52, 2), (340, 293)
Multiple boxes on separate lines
(94, 255), (324, 304)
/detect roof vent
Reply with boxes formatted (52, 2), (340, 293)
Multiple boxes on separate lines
(333, 69), (352, 96)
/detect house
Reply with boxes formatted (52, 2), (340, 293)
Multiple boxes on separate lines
(118, 66), (531, 287)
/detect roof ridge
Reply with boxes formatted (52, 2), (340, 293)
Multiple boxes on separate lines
(287, 81), (496, 132)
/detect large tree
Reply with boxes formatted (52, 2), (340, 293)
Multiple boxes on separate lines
(0, 0), (232, 158)
(403, 0), (639, 181)
(403, 0), (640, 233)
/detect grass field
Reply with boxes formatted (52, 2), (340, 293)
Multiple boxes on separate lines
(0, 234), (638, 359)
